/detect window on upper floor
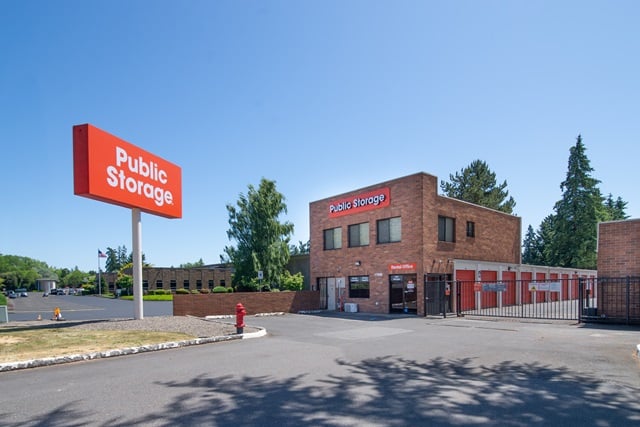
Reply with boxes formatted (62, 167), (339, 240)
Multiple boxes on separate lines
(348, 222), (370, 247)
(438, 216), (455, 242)
(466, 221), (475, 238)
(377, 217), (401, 243)
(323, 227), (342, 250)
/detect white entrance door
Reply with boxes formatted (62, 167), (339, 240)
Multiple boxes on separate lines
(327, 278), (336, 310)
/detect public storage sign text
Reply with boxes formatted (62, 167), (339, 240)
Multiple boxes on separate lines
(328, 187), (390, 218)
(73, 124), (182, 219)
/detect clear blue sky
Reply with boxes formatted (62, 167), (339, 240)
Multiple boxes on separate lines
(1, 1), (638, 272)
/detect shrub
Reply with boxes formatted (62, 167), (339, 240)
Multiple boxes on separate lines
(190, 289), (200, 294)
(175, 288), (190, 294)
(199, 288), (210, 294)
(212, 286), (228, 293)
(281, 271), (304, 291)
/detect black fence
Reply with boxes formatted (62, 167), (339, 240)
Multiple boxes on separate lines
(455, 277), (640, 324)
(588, 276), (640, 325)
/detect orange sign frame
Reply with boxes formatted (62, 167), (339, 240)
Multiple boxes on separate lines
(73, 124), (182, 219)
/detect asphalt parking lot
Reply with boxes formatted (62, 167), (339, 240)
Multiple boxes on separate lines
(2, 304), (640, 426)
(5, 291), (172, 321)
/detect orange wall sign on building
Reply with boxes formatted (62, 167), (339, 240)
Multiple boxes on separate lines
(73, 124), (182, 219)
(328, 187), (391, 218)
(389, 263), (417, 272)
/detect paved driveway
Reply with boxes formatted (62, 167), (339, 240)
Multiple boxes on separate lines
(6, 292), (172, 321)
(2, 311), (639, 426)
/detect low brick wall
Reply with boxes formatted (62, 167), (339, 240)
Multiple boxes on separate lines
(173, 291), (321, 317)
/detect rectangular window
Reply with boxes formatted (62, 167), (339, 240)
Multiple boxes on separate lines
(183, 280), (190, 289)
(142, 280), (148, 291)
(323, 227), (342, 250)
(196, 280), (202, 290)
(348, 222), (370, 247)
(220, 279), (226, 287)
(377, 217), (401, 243)
(349, 275), (370, 298)
(438, 216), (455, 242)
(156, 280), (163, 289)
(466, 221), (475, 238)
(170, 280), (177, 291)
(208, 280), (214, 289)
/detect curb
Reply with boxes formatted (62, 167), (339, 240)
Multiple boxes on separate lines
(0, 325), (267, 373)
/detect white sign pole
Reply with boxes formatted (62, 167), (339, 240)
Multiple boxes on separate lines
(132, 208), (144, 319)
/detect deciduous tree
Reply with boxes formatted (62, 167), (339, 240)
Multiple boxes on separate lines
(224, 178), (294, 291)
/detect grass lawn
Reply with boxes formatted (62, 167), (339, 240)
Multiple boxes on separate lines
(0, 328), (191, 363)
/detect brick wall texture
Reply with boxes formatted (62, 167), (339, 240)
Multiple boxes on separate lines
(597, 219), (640, 321)
(173, 291), (321, 317)
(597, 219), (640, 277)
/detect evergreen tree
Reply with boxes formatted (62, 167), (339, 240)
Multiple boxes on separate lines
(224, 178), (294, 291)
(548, 135), (602, 269)
(179, 258), (205, 268)
(440, 159), (516, 213)
(105, 245), (146, 272)
(603, 193), (629, 221)
(538, 215), (557, 266)
(522, 225), (544, 265)
(289, 240), (310, 255)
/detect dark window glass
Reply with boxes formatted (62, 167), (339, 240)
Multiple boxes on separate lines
(348, 223), (369, 247)
(438, 216), (455, 242)
(348, 275), (370, 298)
(466, 221), (475, 238)
(377, 217), (401, 243)
(323, 227), (342, 250)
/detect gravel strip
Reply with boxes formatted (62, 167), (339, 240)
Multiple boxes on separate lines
(1, 316), (257, 338)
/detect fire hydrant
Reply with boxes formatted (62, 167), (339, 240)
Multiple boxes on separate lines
(235, 303), (246, 334)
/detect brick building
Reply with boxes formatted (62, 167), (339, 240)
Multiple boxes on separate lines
(310, 172), (524, 316)
(597, 219), (640, 277)
(102, 265), (233, 294)
(596, 219), (640, 322)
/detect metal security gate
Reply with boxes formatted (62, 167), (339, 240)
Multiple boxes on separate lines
(457, 278), (592, 321)
(584, 276), (640, 325)
(425, 274), (452, 317)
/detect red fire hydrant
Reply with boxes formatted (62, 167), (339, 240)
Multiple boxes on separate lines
(235, 302), (246, 334)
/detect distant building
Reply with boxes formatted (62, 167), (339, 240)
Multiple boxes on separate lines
(102, 264), (233, 293)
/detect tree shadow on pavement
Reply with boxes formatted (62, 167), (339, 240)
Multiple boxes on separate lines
(94, 355), (640, 426)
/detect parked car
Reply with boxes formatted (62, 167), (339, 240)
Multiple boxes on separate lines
(55, 289), (65, 295)
(8, 291), (17, 299)
(17, 288), (28, 297)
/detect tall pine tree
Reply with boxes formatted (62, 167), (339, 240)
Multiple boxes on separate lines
(603, 193), (629, 221)
(522, 225), (544, 265)
(440, 159), (516, 213)
(549, 135), (603, 269)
